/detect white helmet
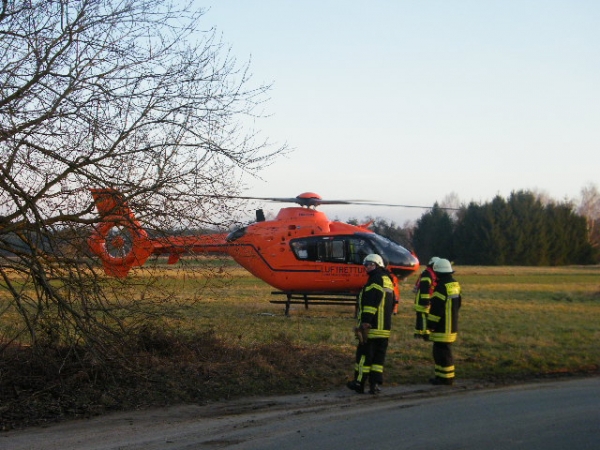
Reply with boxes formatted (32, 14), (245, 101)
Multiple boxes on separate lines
(433, 258), (453, 273)
(428, 256), (440, 266)
(363, 254), (384, 268)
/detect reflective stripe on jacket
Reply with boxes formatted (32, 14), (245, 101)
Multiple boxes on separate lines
(357, 267), (394, 339)
(427, 277), (461, 343)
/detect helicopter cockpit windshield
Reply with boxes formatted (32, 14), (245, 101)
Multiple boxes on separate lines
(226, 227), (246, 242)
(357, 232), (418, 268)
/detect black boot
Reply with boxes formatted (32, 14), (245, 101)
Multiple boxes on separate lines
(368, 383), (381, 395)
(346, 380), (365, 394)
(429, 376), (454, 386)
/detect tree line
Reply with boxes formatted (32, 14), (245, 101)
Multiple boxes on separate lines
(368, 189), (599, 266)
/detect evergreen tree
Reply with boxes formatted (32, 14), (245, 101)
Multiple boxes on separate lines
(486, 196), (511, 265)
(453, 202), (495, 265)
(505, 191), (549, 265)
(412, 204), (454, 263)
(546, 203), (573, 265)
(447, 190), (596, 265)
(551, 205), (596, 264)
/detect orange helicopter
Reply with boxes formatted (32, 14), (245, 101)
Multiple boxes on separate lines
(88, 189), (421, 311)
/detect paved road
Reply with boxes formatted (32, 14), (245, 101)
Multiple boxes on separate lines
(2, 377), (599, 449)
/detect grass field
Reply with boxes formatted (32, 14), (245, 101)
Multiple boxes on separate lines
(1, 263), (600, 428)
(116, 263), (600, 386)
(170, 264), (600, 385)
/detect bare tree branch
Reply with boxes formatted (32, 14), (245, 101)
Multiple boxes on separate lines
(0, 0), (285, 355)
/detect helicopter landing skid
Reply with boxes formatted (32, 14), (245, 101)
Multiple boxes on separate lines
(270, 291), (358, 316)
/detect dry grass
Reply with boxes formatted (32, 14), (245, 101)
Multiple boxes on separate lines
(1, 264), (599, 430)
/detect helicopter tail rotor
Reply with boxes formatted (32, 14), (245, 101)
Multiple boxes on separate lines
(88, 189), (154, 277)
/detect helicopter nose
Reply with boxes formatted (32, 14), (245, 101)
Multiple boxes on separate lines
(387, 248), (419, 267)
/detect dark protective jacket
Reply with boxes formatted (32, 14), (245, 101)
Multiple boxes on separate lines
(357, 267), (395, 339)
(413, 266), (437, 313)
(427, 272), (461, 343)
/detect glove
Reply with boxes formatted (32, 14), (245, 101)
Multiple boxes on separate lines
(360, 323), (371, 343)
(354, 327), (364, 344)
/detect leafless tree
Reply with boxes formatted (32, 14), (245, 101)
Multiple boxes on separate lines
(440, 192), (462, 221)
(577, 183), (600, 251)
(0, 0), (285, 354)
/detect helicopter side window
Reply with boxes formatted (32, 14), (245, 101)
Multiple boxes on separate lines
(291, 241), (309, 259)
(290, 237), (380, 264)
(290, 237), (346, 262)
(330, 240), (345, 260)
(316, 239), (346, 262)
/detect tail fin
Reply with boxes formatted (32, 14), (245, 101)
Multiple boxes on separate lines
(90, 188), (136, 218)
(88, 189), (154, 277)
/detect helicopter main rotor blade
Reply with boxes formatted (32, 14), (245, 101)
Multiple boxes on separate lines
(200, 194), (460, 210)
(200, 194), (368, 207)
(350, 201), (461, 211)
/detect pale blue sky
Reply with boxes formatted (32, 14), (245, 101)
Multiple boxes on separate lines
(201, 1), (600, 224)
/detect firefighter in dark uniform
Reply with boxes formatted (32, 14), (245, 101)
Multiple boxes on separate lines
(413, 256), (439, 339)
(347, 253), (395, 394)
(427, 258), (461, 385)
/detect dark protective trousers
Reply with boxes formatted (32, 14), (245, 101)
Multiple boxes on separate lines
(432, 341), (455, 380)
(414, 312), (428, 336)
(353, 338), (389, 386)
